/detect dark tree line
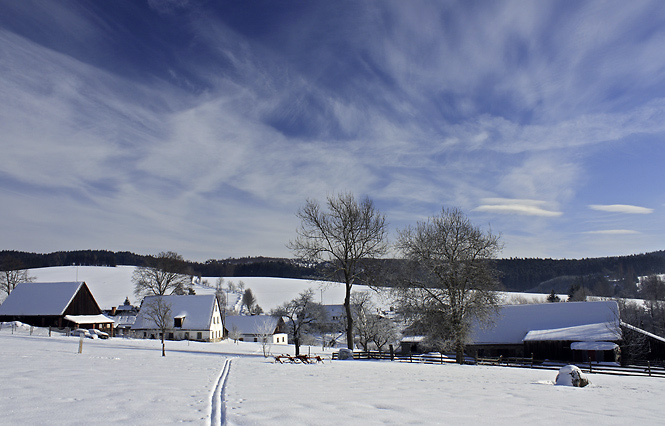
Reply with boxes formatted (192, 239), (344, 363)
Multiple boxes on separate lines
(0, 250), (317, 279)
(4, 249), (665, 297)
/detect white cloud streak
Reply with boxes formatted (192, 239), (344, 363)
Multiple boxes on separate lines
(589, 205), (654, 214)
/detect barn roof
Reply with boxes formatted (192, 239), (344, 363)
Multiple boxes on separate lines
(523, 322), (621, 342)
(225, 315), (281, 335)
(469, 301), (620, 345)
(133, 295), (218, 330)
(0, 282), (85, 316)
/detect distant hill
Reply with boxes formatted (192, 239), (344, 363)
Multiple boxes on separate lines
(3, 249), (665, 297)
(0, 250), (318, 280)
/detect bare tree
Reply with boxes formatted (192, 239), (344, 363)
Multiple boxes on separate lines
(272, 289), (326, 356)
(228, 324), (242, 343)
(132, 251), (191, 298)
(351, 292), (399, 351)
(256, 317), (278, 357)
(142, 296), (173, 357)
(395, 207), (502, 364)
(214, 277), (227, 332)
(1, 256), (35, 298)
(289, 192), (388, 350)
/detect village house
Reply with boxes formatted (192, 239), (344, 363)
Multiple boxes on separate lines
(132, 294), (224, 342)
(466, 300), (622, 362)
(225, 315), (287, 344)
(0, 281), (114, 335)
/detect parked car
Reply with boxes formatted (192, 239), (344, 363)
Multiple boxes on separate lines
(70, 328), (92, 338)
(88, 329), (110, 339)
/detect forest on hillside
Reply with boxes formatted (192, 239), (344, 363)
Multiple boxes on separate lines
(2, 249), (665, 297)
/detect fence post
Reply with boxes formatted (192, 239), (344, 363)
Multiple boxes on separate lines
(589, 360), (592, 374)
(389, 344), (394, 361)
(530, 353), (534, 368)
(648, 361), (651, 377)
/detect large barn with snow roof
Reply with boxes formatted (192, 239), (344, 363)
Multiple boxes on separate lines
(467, 300), (621, 362)
(0, 281), (114, 335)
(132, 294), (225, 342)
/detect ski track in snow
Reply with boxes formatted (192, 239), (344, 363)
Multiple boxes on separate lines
(211, 358), (233, 426)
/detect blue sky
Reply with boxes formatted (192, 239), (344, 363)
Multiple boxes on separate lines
(1, 0), (665, 262)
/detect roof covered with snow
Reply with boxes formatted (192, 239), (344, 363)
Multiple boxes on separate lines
(0, 282), (84, 316)
(523, 322), (621, 342)
(133, 295), (218, 330)
(468, 301), (620, 345)
(64, 314), (115, 324)
(225, 315), (281, 335)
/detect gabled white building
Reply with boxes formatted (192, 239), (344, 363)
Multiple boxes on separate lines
(132, 294), (224, 342)
(225, 315), (287, 344)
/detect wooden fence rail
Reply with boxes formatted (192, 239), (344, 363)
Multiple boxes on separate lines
(332, 350), (665, 378)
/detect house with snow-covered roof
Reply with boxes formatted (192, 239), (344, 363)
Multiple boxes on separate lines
(224, 315), (287, 344)
(132, 294), (224, 342)
(467, 300), (621, 362)
(0, 282), (114, 335)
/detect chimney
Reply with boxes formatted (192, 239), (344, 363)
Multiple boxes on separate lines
(111, 306), (117, 316)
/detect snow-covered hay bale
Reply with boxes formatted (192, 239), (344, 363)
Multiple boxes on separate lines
(555, 365), (590, 387)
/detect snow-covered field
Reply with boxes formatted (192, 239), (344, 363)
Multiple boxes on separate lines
(2, 324), (665, 426)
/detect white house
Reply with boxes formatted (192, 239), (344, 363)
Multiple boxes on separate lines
(224, 315), (287, 344)
(132, 295), (224, 342)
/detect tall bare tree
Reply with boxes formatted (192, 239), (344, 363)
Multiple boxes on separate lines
(289, 192), (388, 350)
(395, 207), (502, 364)
(132, 251), (191, 298)
(142, 296), (173, 357)
(0, 256), (35, 299)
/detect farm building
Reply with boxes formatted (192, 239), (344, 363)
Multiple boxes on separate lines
(132, 294), (224, 342)
(225, 315), (287, 344)
(0, 282), (114, 335)
(467, 300), (621, 362)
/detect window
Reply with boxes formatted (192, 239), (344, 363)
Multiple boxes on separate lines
(168, 332), (174, 340)
(174, 317), (183, 328)
(184, 332), (189, 340)
(197, 332), (202, 340)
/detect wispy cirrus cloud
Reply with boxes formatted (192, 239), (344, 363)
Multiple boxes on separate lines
(589, 204), (654, 214)
(474, 198), (562, 217)
(583, 230), (640, 235)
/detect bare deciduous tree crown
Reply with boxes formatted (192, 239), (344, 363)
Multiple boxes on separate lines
(395, 207), (502, 363)
(288, 192), (388, 350)
(133, 251), (191, 298)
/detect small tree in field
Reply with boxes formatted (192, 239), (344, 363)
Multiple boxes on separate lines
(289, 193), (388, 350)
(142, 297), (173, 357)
(273, 289), (326, 356)
(395, 207), (502, 364)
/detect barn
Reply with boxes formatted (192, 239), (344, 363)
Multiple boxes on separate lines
(0, 281), (114, 335)
(466, 301), (621, 362)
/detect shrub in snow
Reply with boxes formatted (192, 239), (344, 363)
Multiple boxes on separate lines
(555, 365), (590, 387)
(338, 348), (354, 360)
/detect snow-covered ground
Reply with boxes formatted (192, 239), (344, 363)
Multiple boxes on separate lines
(2, 324), (665, 425)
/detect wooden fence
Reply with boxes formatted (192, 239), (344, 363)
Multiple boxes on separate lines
(332, 350), (665, 378)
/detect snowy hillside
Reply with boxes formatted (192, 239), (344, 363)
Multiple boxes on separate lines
(25, 265), (565, 312)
